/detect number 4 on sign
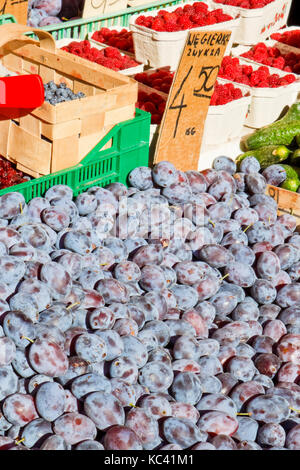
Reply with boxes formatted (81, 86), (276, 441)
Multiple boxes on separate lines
(154, 30), (231, 171)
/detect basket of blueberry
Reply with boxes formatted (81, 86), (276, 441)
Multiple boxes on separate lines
(44, 81), (86, 106)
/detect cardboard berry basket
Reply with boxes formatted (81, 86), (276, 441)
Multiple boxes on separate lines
(270, 26), (300, 53)
(221, 58), (299, 128)
(129, 1), (241, 70)
(56, 37), (144, 76)
(202, 78), (251, 144)
(0, 24), (138, 178)
(231, 39), (300, 89)
(87, 27), (135, 58)
(209, 0), (292, 45)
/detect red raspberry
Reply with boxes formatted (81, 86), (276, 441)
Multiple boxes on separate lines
(233, 88), (243, 99)
(138, 91), (148, 102)
(151, 114), (162, 125)
(268, 74), (280, 87)
(223, 64), (237, 80)
(242, 65), (253, 76)
(148, 92), (164, 105)
(152, 18), (165, 31)
(164, 22), (181, 32)
(249, 70), (262, 86)
(136, 16), (146, 25)
(162, 12), (177, 24)
(293, 63), (300, 74)
(193, 2), (208, 12)
(143, 101), (157, 114)
(268, 47), (280, 58)
(282, 74), (296, 84)
(158, 101), (166, 114)
(104, 47), (121, 59)
(183, 4), (194, 14)
(210, 91), (218, 105)
(272, 56), (285, 70)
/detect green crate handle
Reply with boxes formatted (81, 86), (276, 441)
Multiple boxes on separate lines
(0, 14), (17, 25)
(0, 109), (151, 201)
(25, 1), (188, 40)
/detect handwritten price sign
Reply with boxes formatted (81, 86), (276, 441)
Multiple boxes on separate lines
(154, 30), (231, 170)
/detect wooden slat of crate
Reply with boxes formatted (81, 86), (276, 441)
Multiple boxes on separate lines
(19, 115), (41, 137)
(22, 58), (39, 75)
(73, 80), (94, 97)
(51, 135), (80, 174)
(0, 121), (11, 158)
(39, 64), (56, 84)
(54, 72), (74, 90)
(80, 114), (105, 137)
(32, 92), (115, 125)
(41, 119), (82, 140)
(7, 122), (52, 175)
(16, 163), (43, 179)
(2, 53), (23, 71)
(104, 104), (135, 128)
(107, 82), (139, 108)
(266, 184), (300, 221)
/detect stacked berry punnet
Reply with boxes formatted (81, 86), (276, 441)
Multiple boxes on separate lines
(272, 30), (300, 49)
(135, 2), (233, 32)
(61, 40), (139, 71)
(241, 42), (300, 75)
(134, 70), (175, 95)
(219, 56), (296, 87)
(137, 90), (166, 124)
(0, 156), (299, 450)
(214, 0), (275, 8)
(92, 28), (134, 54)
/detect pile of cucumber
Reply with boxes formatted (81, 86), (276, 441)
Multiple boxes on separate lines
(236, 102), (300, 192)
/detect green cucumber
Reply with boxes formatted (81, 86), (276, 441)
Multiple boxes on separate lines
(245, 103), (300, 150)
(279, 164), (300, 192)
(246, 121), (300, 150)
(278, 164), (299, 179)
(280, 178), (300, 192)
(236, 145), (291, 169)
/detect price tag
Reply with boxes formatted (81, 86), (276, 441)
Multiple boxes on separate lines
(82, 0), (120, 18)
(0, 0), (28, 25)
(154, 30), (231, 171)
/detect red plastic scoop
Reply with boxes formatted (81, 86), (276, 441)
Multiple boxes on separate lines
(0, 74), (45, 120)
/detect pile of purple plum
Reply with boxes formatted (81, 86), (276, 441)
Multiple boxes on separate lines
(0, 156), (299, 450)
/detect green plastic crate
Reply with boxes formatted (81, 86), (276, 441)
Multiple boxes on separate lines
(0, 14), (17, 25)
(28, 1), (188, 40)
(0, 109), (151, 202)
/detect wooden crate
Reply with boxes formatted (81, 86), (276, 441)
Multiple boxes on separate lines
(0, 24), (137, 177)
(266, 184), (300, 222)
